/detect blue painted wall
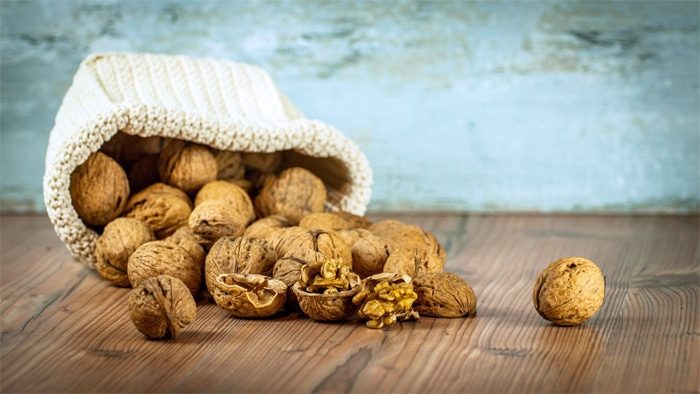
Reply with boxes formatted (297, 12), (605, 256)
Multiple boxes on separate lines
(1, 0), (698, 213)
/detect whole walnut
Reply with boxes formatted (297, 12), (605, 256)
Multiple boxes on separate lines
(95, 218), (155, 286)
(159, 140), (217, 193)
(533, 257), (605, 326)
(70, 152), (130, 226)
(210, 273), (286, 318)
(336, 228), (372, 248)
(383, 247), (445, 278)
(334, 211), (372, 229)
(128, 241), (202, 295)
(351, 232), (393, 278)
(205, 237), (277, 292)
(193, 180), (255, 221)
(189, 201), (250, 247)
(278, 229), (352, 270)
(272, 256), (305, 307)
(371, 220), (445, 274)
(165, 226), (206, 267)
(213, 150), (245, 181)
(255, 167), (327, 223)
(413, 272), (477, 318)
(128, 154), (160, 192)
(123, 183), (193, 239)
(243, 215), (294, 241)
(128, 275), (196, 339)
(299, 213), (353, 232)
(241, 151), (282, 173)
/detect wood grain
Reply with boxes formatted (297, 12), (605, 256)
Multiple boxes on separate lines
(1, 214), (698, 393)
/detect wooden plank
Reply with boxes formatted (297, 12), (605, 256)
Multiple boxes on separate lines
(1, 214), (697, 393)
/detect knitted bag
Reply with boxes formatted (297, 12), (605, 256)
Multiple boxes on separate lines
(43, 52), (373, 267)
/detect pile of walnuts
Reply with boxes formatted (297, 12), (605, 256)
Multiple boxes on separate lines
(71, 133), (604, 339)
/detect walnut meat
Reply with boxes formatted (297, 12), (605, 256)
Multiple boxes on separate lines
(128, 241), (202, 295)
(353, 273), (419, 329)
(533, 257), (605, 326)
(128, 275), (196, 339)
(292, 260), (361, 321)
(413, 272), (477, 318)
(205, 237), (277, 292)
(255, 167), (327, 223)
(299, 213), (353, 232)
(241, 151), (282, 173)
(70, 152), (130, 226)
(95, 218), (155, 286)
(123, 182), (193, 239)
(158, 140), (217, 193)
(213, 150), (245, 181)
(371, 220), (446, 275)
(210, 273), (286, 318)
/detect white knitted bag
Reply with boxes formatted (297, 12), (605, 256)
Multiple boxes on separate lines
(43, 52), (373, 267)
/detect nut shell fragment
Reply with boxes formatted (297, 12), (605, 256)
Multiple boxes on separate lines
(95, 218), (155, 286)
(210, 273), (287, 318)
(413, 272), (477, 318)
(70, 152), (130, 226)
(128, 275), (196, 339)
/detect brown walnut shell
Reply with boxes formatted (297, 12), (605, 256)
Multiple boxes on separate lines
(299, 212), (354, 232)
(334, 211), (372, 229)
(193, 180), (255, 222)
(336, 228), (372, 248)
(165, 226), (206, 267)
(371, 220), (445, 274)
(413, 272), (477, 318)
(292, 282), (360, 321)
(205, 237), (277, 292)
(70, 152), (130, 226)
(128, 154), (160, 192)
(123, 182), (193, 239)
(210, 273), (286, 318)
(213, 150), (245, 181)
(95, 218), (155, 287)
(255, 167), (326, 223)
(158, 140), (217, 193)
(128, 275), (196, 339)
(279, 230), (352, 270)
(533, 257), (605, 326)
(189, 201), (250, 247)
(128, 241), (202, 295)
(243, 215), (294, 241)
(241, 151), (282, 173)
(351, 232), (393, 278)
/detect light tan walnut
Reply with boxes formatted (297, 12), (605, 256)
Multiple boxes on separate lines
(128, 154), (160, 193)
(165, 226), (206, 267)
(213, 150), (245, 181)
(352, 273), (419, 329)
(351, 233), (394, 278)
(95, 218), (155, 287)
(193, 180), (255, 221)
(128, 275), (196, 339)
(158, 140), (217, 193)
(336, 228), (372, 249)
(205, 237), (277, 293)
(299, 212), (353, 232)
(123, 183), (193, 239)
(128, 241), (202, 295)
(210, 273), (286, 318)
(334, 211), (372, 229)
(243, 215), (295, 241)
(278, 229), (352, 270)
(413, 272), (477, 318)
(371, 220), (446, 274)
(241, 151), (282, 173)
(255, 167), (326, 223)
(533, 257), (605, 326)
(188, 201), (249, 247)
(70, 152), (130, 226)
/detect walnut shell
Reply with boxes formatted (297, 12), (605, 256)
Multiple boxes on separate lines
(158, 140), (217, 193)
(123, 183), (193, 239)
(128, 241), (202, 295)
(165, 226), (206, 267)
(243, 215), (294, 240)
(210, 273), (286, 318)
(371, 220), (445, 274)
(70, 152), (130, 226)
(128, 275), (196, 339)
(413, 272), (477, 318)
(533, 257), (605, 326)
(334, 211), (372, 229)
(279, 230), (352, 270)
(188, 201), (250, 247)
(351, 233), (393, 278)
(336, 228), (372, 248)
(241, 151), (282, 173)
(292, 282), (360, 321)
(205, 237), (277, 292)
(272, 256), (305, 307)
(299, 213), (353, 232)
(214, 150), (245, 181)
(193, 181), (255, 222)
(128, 154), (160, 192)
(255, 167), (326, 223)
(95, 218), (155, 287)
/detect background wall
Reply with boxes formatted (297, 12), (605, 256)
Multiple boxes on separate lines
(1, 0), (698, 213)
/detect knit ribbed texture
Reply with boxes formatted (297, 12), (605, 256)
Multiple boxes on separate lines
(43, 52), (373, 267)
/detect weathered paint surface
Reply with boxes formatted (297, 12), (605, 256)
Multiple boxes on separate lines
(1, 1), (698, 213)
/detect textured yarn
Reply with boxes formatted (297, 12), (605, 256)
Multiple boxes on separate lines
(43, 52), (373, 267)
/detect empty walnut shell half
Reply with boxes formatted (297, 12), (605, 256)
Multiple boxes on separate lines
(255, 167), (326, 223)
(413, 272), (477, 318)
(70, 152), (130, 226)
(128, 275), (196, 339)
(210, 273), (287, 318)
(533, 257), (605, 326)
(292, 282), (361, 322)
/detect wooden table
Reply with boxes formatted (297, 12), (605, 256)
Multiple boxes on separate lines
(1, 214), (698, 393)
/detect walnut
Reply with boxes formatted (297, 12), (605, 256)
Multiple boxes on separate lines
(128, 275), (196, 339)
(158, 140), (217, 193)
(352, 273), (419, 329)
(193, 180), (255, 221)
(70, 152), (130, 226)
(268, 227), (309, 257)
(94, 218), (155, 286)
(533, 257), (605, 326)
(241, 151), (282, 173)
(231, 178), (254, 194)
(383, 247), (443, 278)
(188, 201), (248, 247)
(351, 233), (393, 278)
(371, 220), (445, 274)
(299, 213), (353, 232)
(123, 183), (193, 239)
(128, 241), (202, 295)
(413, 272), (477, 318)
(204, 237), (277, 292)
(213, 150), (245, 181)
(128, 154), (160, 192)
(165, 226), (205, 267)
(278, 229), (352, 270)
(336, 228), (372, 248)
(210, 273), (286, 318)
(334, 211), (372, 229)
(243, 215), (294, 240)
(255, 167), (326, 223)
(292, 259), (361, 321)
(272, 256), (305, 307)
